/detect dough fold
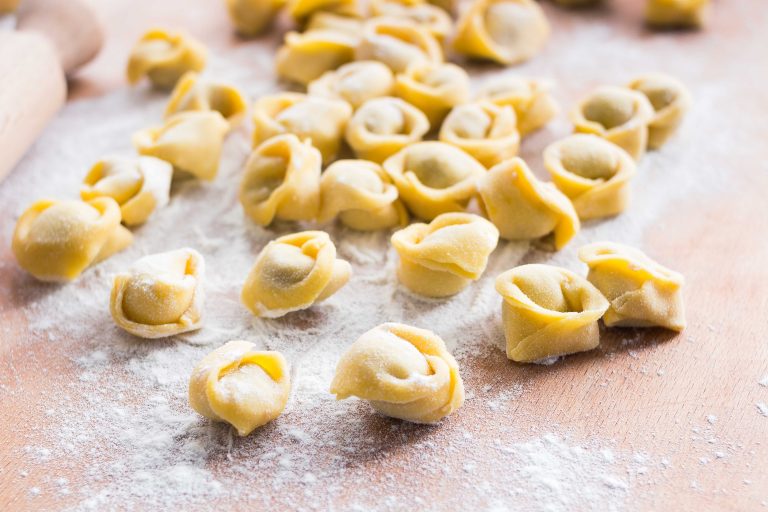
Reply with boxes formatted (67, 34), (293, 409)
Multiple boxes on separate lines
(126, 28), (207, 90)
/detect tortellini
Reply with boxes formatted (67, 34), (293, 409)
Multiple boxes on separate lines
(12, 198), (132, 282)
(110, 248), (205, 339)
(305, 12), (365, 35)
(571, 86), (654, 160)
(371, 1), (454, 41)
(80, 156), (172, 226)
(308, 61), (395, 109)
(288, 0), (361, 21)
(318, 160), (408, 231)
(495, 264), (610, 363)
(189, 341), (291, 436)
(276, 30), (357, 86)
(345, 97), (430, 163)
(645, 0), (709, 28)
(330, 323), (465, 423)
(393, 62), (470, 127)
(241, 231), (351, 318)
(252, 93), (352, 164)
(453, 0), (550, 66)
(126, 28), (207, 90)
(477, 157), (579, 250)
(475, 76), (559, 136)
(355, 19), (443, 74)
(628, 73), (691, 149)
(543, 134), (636, 220)
(164, 72), (248, 128)
(225, 0), (286, 36)
(439, 102), (520, 168)
(133, 111), (230, 181)
(239, 134), (322, 226)
(579, 242), (686, 331)
(392, 213), (499, 297)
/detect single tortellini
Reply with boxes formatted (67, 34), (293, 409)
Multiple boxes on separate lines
(133, 111), (229, 181)
(110, 248), (204, 339)
(225, 0), (286, 36)
(345, 97), (430, 163)
(330, 323), (465, 423)
(571, 86), (654, 160)
(628, 73), (691, 149)
(242, 231), (351, 318)
(164, 72), (248, 128)
(288, 0), (361, 21)
(126, 28), (207, 90)
(439, 102), (520, 168)
(239, 134), (322, 226)
(475, 76), (559, 136)
(579, 242), (686, 331)
(393, 62), (470, 127)
(453, 0), (550, 66)
(252, 93), (352, 164)
(384, 142), (486, 221)
(370, 1), (454, 41)
(477, 158), (579, 250)
(276, 30), (358, 86)
(12, 198), (133, 282)
(543, 134), (636, 220)
(189, 341), (290, 436)
(495, 264), (610, 363)
(305, 12), (365, 35)
(392, 213), (499, 297)
(80, 156), (172, 227)
(355, 19), (443, 74)
(318, 160), (408, 230)
(645, 0), (709, 29)
(308, 61), (395, 109)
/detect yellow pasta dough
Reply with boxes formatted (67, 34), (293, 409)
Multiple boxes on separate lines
(288, 0), (361, 21)
(110, 248), (205, 339)
(239, 134), (322, 226)
(477, 157), (579, 250)
(645, 0), (709, 28)
(12, 198), (133, 282)
(80, 156), (172, 226)
(276, 30), (358, 86)
(225, 0), (286, 36)
(318, 160), (408, 230)
(189, 341), (290, 436)
(495, 264), (609, 363)
(330, 323), (464, 423)
(393, 62), (471, 127)
(475, 76), (559, 136)
(241, 231), (351, 318)
(126, 28), (207, 90)
(355, 19), (443, 74)
(164, 72), (248, 128)
(392, 212), (499, 297)
(305, 12), (365, 35)
(371, 1), (454, 41)
(543, 134), (636, 220)
(439, 101), (520, 168)
(579, 242), (686, 331)
(628, 73), (691, 149)
(308, 61), (395, 109)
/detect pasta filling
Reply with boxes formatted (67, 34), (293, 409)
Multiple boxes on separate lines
(582, 90), (635, 130)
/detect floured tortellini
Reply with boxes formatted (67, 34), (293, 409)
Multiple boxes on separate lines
(126, 28), (207, 90)
(111, 248), (204, 339)
(305, 12), (365, 35)
(476, 77), (558, 136)
(645, 0), (709, 28)
(252, 93), (352, 164)
(133, 111), (229, 181)
(330, 323), (465, 423)
(239, 134), (322, 226)
(371, 1), (453, 41)
(393, 62), (470, 127)
(477, 158), (579, 250)
(12, 198), (132, 282)
(241, 231), (351, 318)
(225, 0), (286, 36)
(392, 213), (499, 297)
(288, 0), (361, 21)
(80, 156), (172, 226)
(439, 102), (520, 168)
(308, 61), (395, 109)
(318, 160), (408, 230)
(164, 72), (248, 128)
(189, 341), (290, 436)
(543, 134), (636, 220)
(628, 73), (691, 149)
(579, 242), (686, 331)
(355, 19), (443, 74)
(276, 30), (357, 86)
(345, 97), (430, 163)
(384, 142), (486, 220)
(453, 0), (550, 66)
(495, 264), (610, 363)
(571, 86), (654, 160)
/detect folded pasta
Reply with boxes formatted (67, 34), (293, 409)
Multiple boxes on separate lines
(288, 0), (361, 20)
(355, 19), (443, 73)
(393, 62), (470, 127)
(276, 30), (357, 86)
(225, 0), (286, 36)
(475, 77), (558, 136)
(164, 72), (248, 128)
(309, 61), (395, 109)
(628, 73), (691, 149)
(126, 28), (207, 90)
(645, 0), (709, 28)
(439, 101), (520, 168)
(305, 12), (364, 35)
(370, 0), (453, 41)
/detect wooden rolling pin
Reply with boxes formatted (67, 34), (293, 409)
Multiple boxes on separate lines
(0, 0), (103, 182)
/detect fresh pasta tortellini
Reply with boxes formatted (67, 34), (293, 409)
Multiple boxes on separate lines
(252, 93), (352, 164)
(345, 97), (430, 163)
(110, 248), (204, 339)
(392, 213), (499, 297)
(628, 73), (691, 149)
(477, 158), (579, 250)
(476, 76), (559, 136)
(288, 0), (361, 21)
(189, 341), (290, 436)
(276, 30), (358, 86)
(645, 0), (709, 28)
(571, 86), (654, 160)
(239, 134), (322, 226)
(371, 1), (453, 41)
(12, 198), (132, 282)
(495, 264), (610, 363)
(305, 12), (365, 35)
(80, 156), (172, 226)
(393, 62), (470, 127)
(579, 242), (686, 331)
(164, 72), (248, 128)
(330, 323), (465, 423)
(225, 0), (286, 36)
(241, 231), (351, 318)
(453, 0), (550, 66)
(308, 61), (395, 109)
(355, 19), (443, 74)
(439, 102), (520, 168)
(318, 160), (408, 230)
(543, 134), (636, 220)
(126, 28), (207, 90)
